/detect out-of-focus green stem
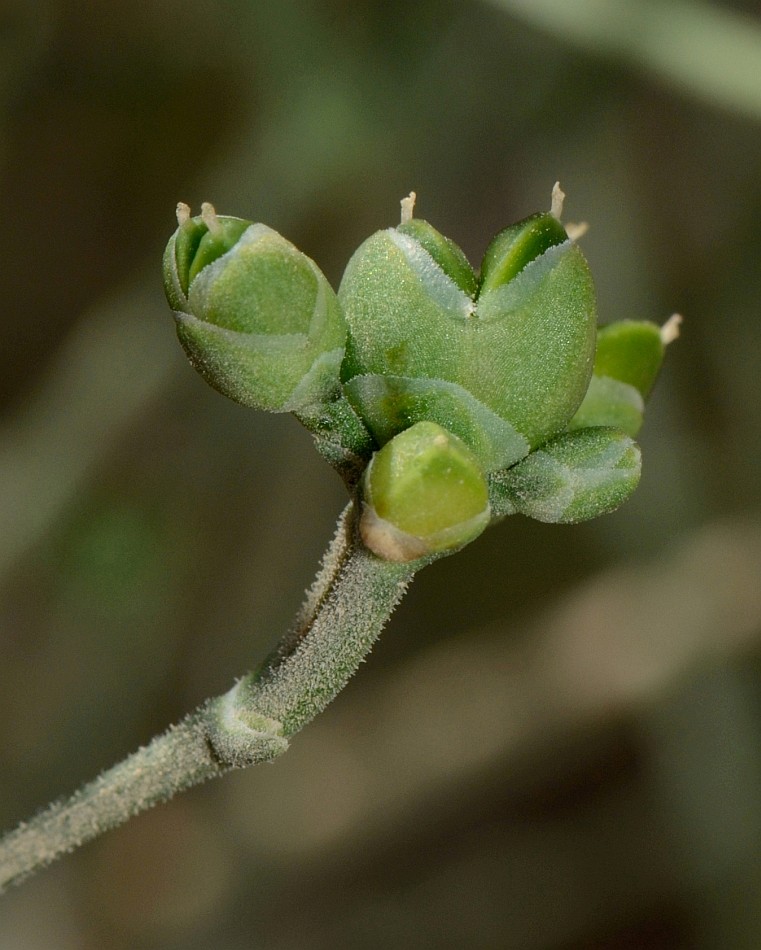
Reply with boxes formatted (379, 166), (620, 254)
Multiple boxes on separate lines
(487, 0), (761, 122)
(0, 503), (417, 894)
(0, 286), (180, 581)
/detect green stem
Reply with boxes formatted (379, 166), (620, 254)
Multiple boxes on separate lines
(0, 502), (416, 894)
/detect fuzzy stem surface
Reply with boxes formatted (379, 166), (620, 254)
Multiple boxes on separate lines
(0, 503), (416, 893)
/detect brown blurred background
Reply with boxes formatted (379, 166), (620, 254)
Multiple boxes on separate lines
(2, 0), (761, 947)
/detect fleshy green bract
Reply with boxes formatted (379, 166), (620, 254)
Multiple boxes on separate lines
(338, 213), (597, 467)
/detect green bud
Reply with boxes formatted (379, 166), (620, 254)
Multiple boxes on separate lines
(185, 217), (253, 292)
(396, 218), (478, 297)
(163, 204), (346, 413)
(594, 320), (665, 398)
(163, 203), (254, 309)
(497, 427), (641, 524)
(479, 212), (568, 295)
(568, 316), (680, 436)
(339, 196), (595, 460)
(360, 421), (491, 562)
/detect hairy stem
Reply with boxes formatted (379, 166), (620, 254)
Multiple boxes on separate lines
(0, 502), (417, 894)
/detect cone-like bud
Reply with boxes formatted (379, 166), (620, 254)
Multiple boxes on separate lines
(498, 427), (641, 524)
(360, 421), (491, 562)
(339, 209), (596, 469)
(163, 207), (346, 412)
(569, 320), (668, 436)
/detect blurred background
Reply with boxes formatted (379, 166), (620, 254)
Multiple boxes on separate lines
(2, 0), (761, 946)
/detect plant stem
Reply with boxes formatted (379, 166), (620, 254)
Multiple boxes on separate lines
(0, 502), (417, 894)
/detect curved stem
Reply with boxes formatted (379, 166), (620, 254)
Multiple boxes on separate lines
(0, 712), (229, 894)
(264, 502), (356, 665)
(0, 502), (417, 894)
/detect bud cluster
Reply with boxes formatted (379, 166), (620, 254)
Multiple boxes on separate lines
(163, 189), (676, 562)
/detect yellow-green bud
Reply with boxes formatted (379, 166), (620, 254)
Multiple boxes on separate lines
(163, 205), (346, 413)
(360, 421), (490, 562)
